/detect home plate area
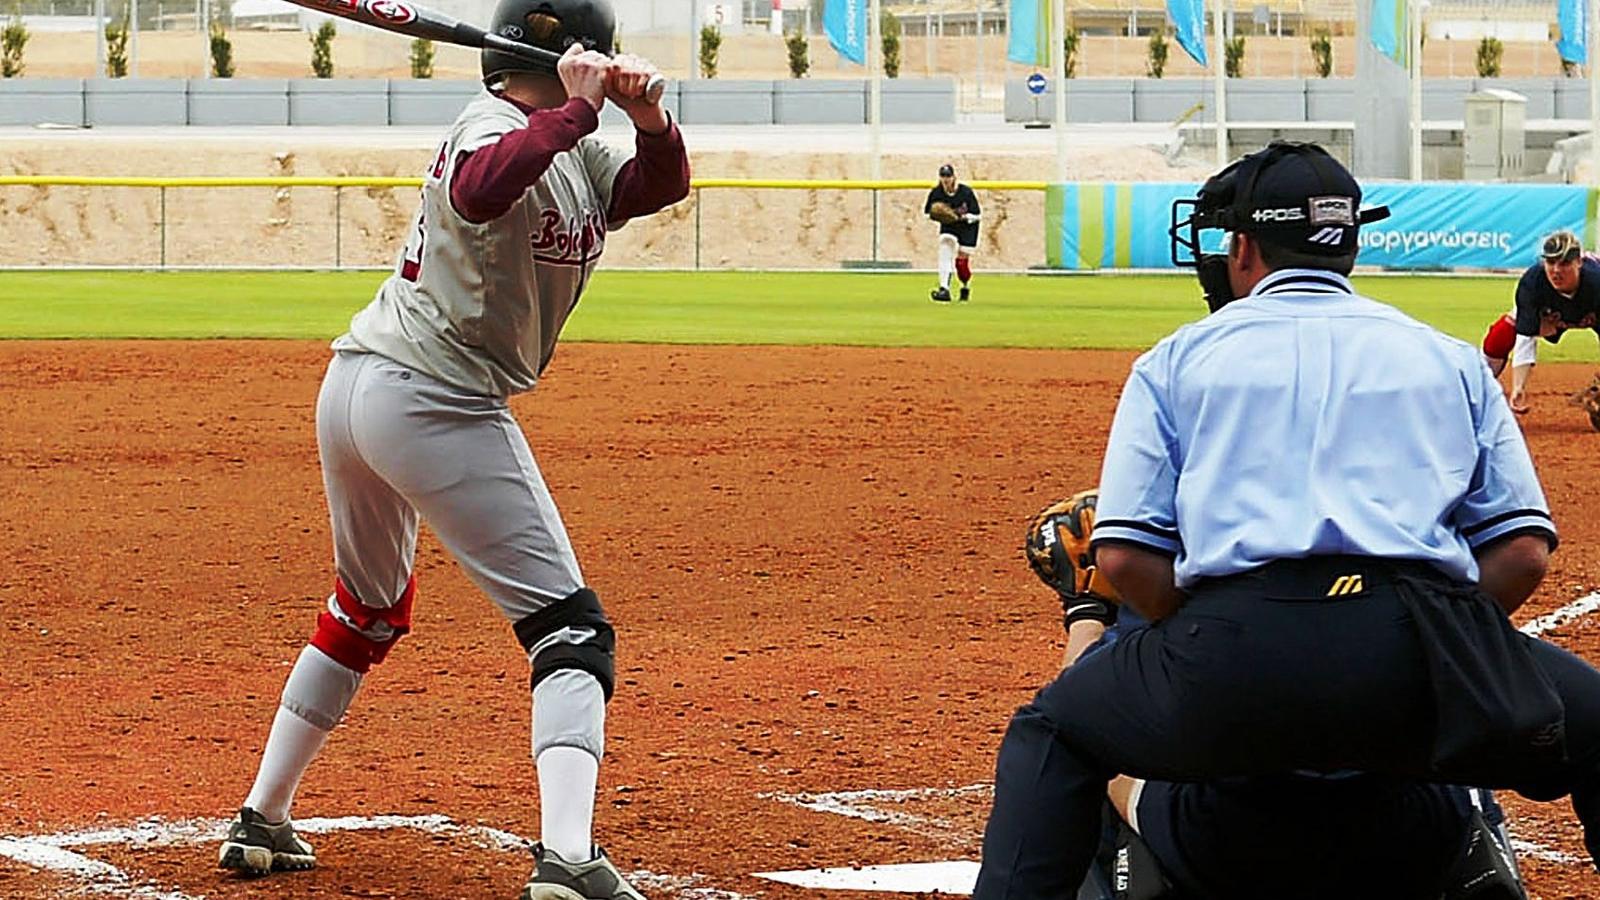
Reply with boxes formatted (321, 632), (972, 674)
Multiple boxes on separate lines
(5, 595), (1598, 899)
(0, 781), (1590, 899)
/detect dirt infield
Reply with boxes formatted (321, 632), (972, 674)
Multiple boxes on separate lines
(2, 341), (1600, 899)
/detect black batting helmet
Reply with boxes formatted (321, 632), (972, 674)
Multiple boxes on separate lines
(482, 0), (615, 86)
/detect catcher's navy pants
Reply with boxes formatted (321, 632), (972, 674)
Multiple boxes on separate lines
(973, 555), (1600, 900)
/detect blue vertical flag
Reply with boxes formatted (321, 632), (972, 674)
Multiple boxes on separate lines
(824, 0), (867, 65)
(1166, 0), (1208, 66)
(1558, 0), (1586, 64)
(1007, 0), (1047, 66)
(1369, 0), (1408, 66)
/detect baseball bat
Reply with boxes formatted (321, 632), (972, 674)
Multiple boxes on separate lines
(280, 0), (666, 105)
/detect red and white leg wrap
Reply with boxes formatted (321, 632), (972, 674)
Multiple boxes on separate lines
(309, 576), (417, 674)
(1482, 314), (1516, 364)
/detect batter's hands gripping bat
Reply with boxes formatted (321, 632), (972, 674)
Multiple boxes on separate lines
(283, 0), (666, 105)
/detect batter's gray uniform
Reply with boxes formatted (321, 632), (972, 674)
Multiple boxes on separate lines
(321, 90), (628, 621)
(307, 89), (685, 755)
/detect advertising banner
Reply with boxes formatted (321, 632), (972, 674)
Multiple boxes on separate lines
(1046, 182), (1597, 271)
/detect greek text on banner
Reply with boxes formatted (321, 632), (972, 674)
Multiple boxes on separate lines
(1046, 182), (1596, 271)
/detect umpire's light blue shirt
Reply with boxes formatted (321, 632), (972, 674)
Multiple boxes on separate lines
(1090, 268), (1556, 588)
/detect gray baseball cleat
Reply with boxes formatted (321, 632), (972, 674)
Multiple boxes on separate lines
(930, 287), (953, 302)
(520, 843), (647, 900)
(217, 807), (315, 875)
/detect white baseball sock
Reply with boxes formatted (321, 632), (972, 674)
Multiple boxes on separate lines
(244, 644), (360, 823)
(536, 746), (599, 862)
(937, 239), (956, 289)
(244, 706), (330, 823)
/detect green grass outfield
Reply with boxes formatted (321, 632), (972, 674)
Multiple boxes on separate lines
(1, 269), (1596, 360)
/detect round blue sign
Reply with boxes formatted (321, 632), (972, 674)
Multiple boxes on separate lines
(1026, 72), (1047, 95)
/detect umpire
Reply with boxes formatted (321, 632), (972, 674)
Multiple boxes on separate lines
(973, 142), (1600, 900)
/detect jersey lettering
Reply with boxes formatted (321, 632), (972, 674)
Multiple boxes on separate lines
(428, 141), (449, 182)
(400, 207), (426, 282)
(530, 208), (606, 263)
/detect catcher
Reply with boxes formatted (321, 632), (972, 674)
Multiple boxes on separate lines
(1480, 230), (1600, 415)
(924, 163), (980, 303)
(1020, 491), (1528, 900)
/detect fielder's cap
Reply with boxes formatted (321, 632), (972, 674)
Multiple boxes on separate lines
(1541, 229), (1582, 262)
(938, 163), (955, 177)
(1204, 141), (1389, 257)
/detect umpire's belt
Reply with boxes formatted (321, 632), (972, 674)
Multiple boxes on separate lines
(1194, 554), (1455, 600)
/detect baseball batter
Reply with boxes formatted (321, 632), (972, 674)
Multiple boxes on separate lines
(924, 163), (980, 302)
(215, 2), (689, 898)
(1481, 229), (1600, 413)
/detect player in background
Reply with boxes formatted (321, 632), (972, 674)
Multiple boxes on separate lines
(925, 163), (980, 302)
(1481, 229), (1600, 413)
(216, 1), (689, 898)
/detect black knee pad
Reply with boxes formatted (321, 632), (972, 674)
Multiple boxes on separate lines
(513, 587), (616, 700)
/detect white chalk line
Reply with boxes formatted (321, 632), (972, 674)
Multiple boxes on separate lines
(0, 814), (749, 900)
(1520, 591), (1600, 637)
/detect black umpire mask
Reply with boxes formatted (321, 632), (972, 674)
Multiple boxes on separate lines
(1170, 141), (1390, 312)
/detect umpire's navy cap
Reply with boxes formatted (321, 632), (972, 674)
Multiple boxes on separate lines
(1201, 142), (1389, 257)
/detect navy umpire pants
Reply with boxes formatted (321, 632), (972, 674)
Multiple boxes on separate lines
(974, 556), (1600, 900)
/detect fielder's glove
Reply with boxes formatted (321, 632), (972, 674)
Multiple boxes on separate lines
(1570, 371), (1600, 432)
(929, 201), (961, 226)
(1024, 489), (1120, 630)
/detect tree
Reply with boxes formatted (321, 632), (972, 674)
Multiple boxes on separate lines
(785, 29), (809, 78)
(105, 6), (129, 77)
(880, 8), (900, 78)
(1064, 26), (1080, 78)
(311, 19), (336, 78)
(1146, 28), (1169, 79)
(410, 36), (433, 78)
(209, 17), (234, 77)
(1475, 35), (1502, 77)
(1, 3), (27, 78)
(698, 23), (719, 78)
(1310, 28), (1332, 78)
(1224, 34), (1245, 78)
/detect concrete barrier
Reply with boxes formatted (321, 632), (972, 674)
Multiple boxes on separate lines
(1227, 78), (1307, 122)
(188, 78), (290, 126)
(881, 78), (956, 123)
(0, 78), (84, 127)
(773, 79), (866, 125)
(388, 79), (480, 126)
(678, 80), (774, 125)
(85, 79), (187, 126)
(1134, 79), (1211, 123)
(288, 79), (390, 126)
(1305, 79), (1355, 121)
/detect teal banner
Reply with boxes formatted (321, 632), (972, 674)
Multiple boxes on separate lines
(1047, 182), (1597, 271)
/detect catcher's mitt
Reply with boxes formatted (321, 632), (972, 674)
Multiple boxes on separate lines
(1024, 489), (1120, 630)
(1570, 371), (1600, 432)
(929, 201), (961, 226)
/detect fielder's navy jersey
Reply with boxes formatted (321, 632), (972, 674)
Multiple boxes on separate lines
(1091, 268), (1555, 588)
(925, 183), (980, 243)
(1513, 257), (1600, 337)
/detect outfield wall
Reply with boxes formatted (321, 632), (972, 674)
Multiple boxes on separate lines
(1046, 182), (1600, 271)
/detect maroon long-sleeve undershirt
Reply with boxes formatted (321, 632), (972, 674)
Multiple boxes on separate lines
(450, 95), (690, 226)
